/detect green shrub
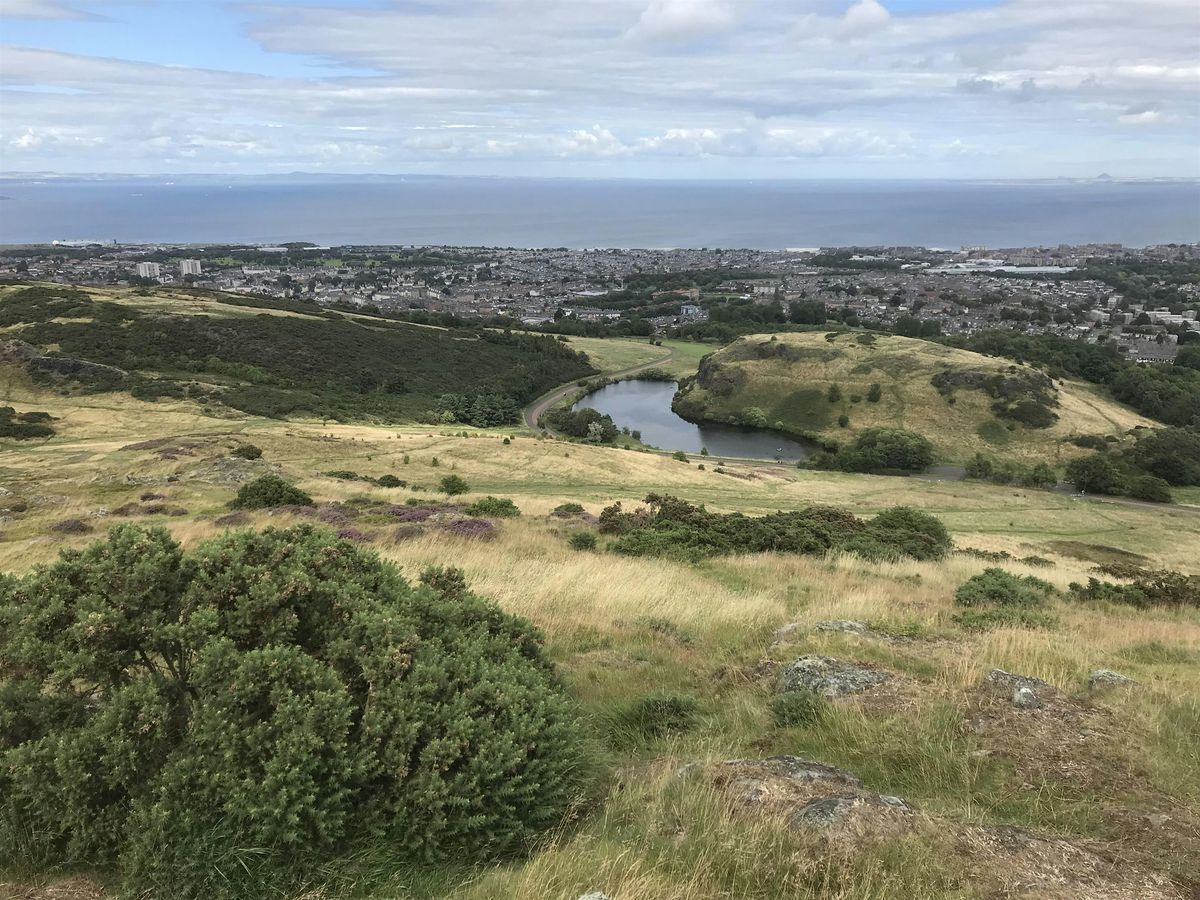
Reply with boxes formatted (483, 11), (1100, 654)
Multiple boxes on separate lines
(230, 474), (313, 509)
(601, 494), (949, 562)
(606, 695), (697, 747)
(865, 507), (952, 561)
(828, 428), (934, 474)
(672, 450), (689, 462)
(837, 414), (850, 428)
(0, 525), (585, 899)
(568, 531), (597, 551)
(0, 407), (56, 440)
(955, 567), (1055, 608)
(771, 690), (828, 728)
(375, 474), (404, 488)
(230, 444), (262, 460)
(867, 383), (882, 403)
(1065, 454), (1125, 495)
(827, 384), (842, 403)
(1069, 570), (1199, 610)
(738, 406), (769, 428)
(1126, 474), (1173, 503)
(464, 496), (521, 518)
(551, 502), (585, 517)
(439, 474), (470, 496)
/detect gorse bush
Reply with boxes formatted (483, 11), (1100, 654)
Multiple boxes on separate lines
(598, 494), (951, 562)
(230, 443), (262, 460)
(230, 473), (313, 509)
(0, 525), (586, 899)
(952, 567), (1058, 630)
(955, 568), (1055, 608)
(567, 531), (598, 551)
(0, 406), (56, 440)
(464, 496), (521, 518)
(439, 474), (470, 496)
(1069, 569), (1200, 610)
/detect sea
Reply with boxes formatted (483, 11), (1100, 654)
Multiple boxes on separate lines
(1, 176), (1198, 249)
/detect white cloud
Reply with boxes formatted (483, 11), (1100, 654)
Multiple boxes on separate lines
(629, 0), (734, 42)
(839, 0), (890, 37)
(0, 0), (86, 18)
(0, 0), (1197, 175)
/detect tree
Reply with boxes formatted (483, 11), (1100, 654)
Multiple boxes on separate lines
(833, 428), (934, 473)
(965, 453), (994, 479)
(0, 525), (584, 898)
(1130, 427), (1200, 485)
(738, 406), (768, 428)
(866, 383), (882, 403)
(1175, 345), (1200, 372)
(827, 384), (842, 403)
(1065, 454), (1125, 495)
(1127, 474), (1173, 503)
(439, 474), (470, 496)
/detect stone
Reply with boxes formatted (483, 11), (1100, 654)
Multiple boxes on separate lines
(787, 793), (912, 829)
(1088, 669), (1137, 688)
(775, 655), (891, 697)
(723, 756), (864, 787)
(788, 795), (863, 827)
(985, 668), (1051, 691)
(1012, 686), (1041, 709)
(814, 619), (871, 635)
(578, 893), (611, 900)
(721, 756), (863, 806)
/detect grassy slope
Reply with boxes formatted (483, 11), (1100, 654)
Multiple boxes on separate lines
(673, 332), (1154, 465)
(3, 357), (1199, 899)
(0, 283), (597, 421)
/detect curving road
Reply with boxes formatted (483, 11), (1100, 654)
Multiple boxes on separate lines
(523, 347), (676, 432)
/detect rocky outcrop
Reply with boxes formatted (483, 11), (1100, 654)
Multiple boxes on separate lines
(1088, 669), (1137, 688)
(776, 655), (891, 697)
(985, 669), (1051, 692)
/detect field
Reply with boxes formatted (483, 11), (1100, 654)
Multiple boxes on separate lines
(2, 324), (1199, 899)
(672, 332), (1155, 464)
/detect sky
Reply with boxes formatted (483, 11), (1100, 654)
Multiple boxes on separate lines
(0, 0), (1198, 179)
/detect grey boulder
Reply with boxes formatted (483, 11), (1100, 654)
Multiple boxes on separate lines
(776, 655), (891, 697)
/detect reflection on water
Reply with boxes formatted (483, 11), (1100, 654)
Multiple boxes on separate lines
(573, 380), (817, 461)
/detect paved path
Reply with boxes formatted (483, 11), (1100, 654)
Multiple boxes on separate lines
(522, 347), (676, 432)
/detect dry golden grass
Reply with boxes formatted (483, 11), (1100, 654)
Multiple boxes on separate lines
(4, 369), (1200, 900)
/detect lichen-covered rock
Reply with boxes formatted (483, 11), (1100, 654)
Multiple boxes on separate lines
(1088, 669), (1137, 688)
(718, 756), (864, 810)
(776, 655), (891, 697)
(578, 893), (611, 900)
(1011, 686), (1041, 709)
(985, 668), (1051, 691)
(788, 793), (911, 829)
(723, 756), (863, 788)
(815, 619), (871, 635)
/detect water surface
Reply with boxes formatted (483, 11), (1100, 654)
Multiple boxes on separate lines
(3, 176), (1197, 247)
(574, 380), (816, 461)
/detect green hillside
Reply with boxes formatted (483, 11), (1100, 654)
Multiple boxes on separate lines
(0, 283), (595, 424)
(672, 331), (1154, 464)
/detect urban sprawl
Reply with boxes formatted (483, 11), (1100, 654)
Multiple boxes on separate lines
(5, 241), (1199, 363)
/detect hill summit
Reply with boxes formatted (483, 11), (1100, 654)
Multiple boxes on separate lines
(672, 331), (1152, 463)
